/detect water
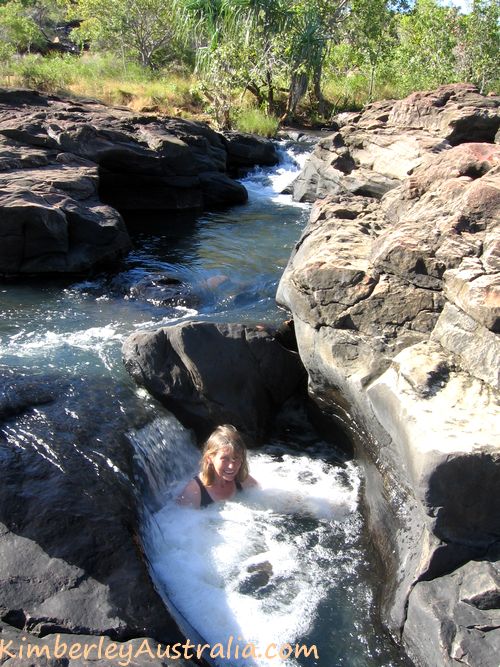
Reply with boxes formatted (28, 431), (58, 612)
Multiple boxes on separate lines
(0, 141), (410, 666)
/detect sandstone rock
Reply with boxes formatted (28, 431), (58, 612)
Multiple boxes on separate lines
(388, 83), (500, 145)
(122, 321), (306, 441)
(431, 302), (500, 389)
(277, 85), (500, 666)
(293, 84), (499, 204)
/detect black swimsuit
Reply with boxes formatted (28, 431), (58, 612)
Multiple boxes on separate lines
(194, 475), (242, 507)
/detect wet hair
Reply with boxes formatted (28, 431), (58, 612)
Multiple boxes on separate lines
(200, 424), (249, 486)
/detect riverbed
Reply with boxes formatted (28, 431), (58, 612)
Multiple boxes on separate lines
(0, 140), (411, 666)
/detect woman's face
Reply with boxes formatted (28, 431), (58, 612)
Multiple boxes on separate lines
(209, 446), (242, 483)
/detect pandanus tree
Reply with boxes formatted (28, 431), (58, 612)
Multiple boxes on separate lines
(179, 0), (353, 127)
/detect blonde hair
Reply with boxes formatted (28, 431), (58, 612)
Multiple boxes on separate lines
(199, 424), (249, 486)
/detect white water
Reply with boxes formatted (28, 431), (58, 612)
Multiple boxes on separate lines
(138, 418), (363, 667)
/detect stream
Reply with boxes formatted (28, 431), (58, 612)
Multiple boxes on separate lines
(0, 140), (411, 666)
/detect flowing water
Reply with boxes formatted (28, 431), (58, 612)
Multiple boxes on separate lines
(0, 141), (411, 666)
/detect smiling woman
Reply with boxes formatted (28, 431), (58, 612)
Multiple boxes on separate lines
(177, 425), (258, 508)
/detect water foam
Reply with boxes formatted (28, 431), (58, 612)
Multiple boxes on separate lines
(144, 441), (361, 667)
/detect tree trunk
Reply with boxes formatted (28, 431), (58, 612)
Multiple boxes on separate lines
(312, 59), (328, 118)
(281, 71), (309, 123)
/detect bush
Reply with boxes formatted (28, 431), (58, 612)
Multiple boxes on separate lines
(11, 54), (76, 93)
(233, 107), (279, 137)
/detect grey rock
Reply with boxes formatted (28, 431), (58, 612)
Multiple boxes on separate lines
(403, 559), (500, 667)
(122, 321), (305, 441)
(0, 622), (192, 666)
(0, 368), (184, 645)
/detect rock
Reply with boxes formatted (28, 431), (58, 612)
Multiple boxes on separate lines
(0, 89), (277, 276)
(293, 83), (499, 203)
(388, 83), (500, 145)
(223, 131), (279, 173)
(128, 273), (200, 309)
(198, 171), (248, 208)
(122, 321), (306, 441)
(0, 622), (192, 666)
(277, 85), (500, 665)
(403, 558), (500, 667)
(0, 368), (184, 645)
(0, 188), (131, 276)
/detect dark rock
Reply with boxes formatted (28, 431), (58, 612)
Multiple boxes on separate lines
(199, 171), (248, 208)
(403, 559), (500, 667)
(0, 368), (184, 645)
(0, 622), (192, 666)
(0, 89), (280, 276)
(223, 131), (279, 173)
(128, 273), (200, 309)
(122, 321), (306, 441)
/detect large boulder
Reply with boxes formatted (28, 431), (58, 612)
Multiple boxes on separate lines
(122, 321), (306, 441)
(403, 557), (500, 667)
(292, 83), (499, 203)
(0, 89), (274, 276)
(0, 367), (185, 647)
(277, 85), (500, 666)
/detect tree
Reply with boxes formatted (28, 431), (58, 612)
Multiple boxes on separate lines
(0, 0), (45, 53)
(345, 0), (402, 100)
(459, 0), (499, 92)
(70, 0), (184, 68)
(392, 0), (461, 93)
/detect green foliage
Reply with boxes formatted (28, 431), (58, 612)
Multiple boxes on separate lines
(459, 0), (499, 92)
(11, 53), (76, 91)
(0, 0), (45, 52)
(232, 107), (279, 136)
(391, 0), (461, 94)
(69, 0), (188, 69)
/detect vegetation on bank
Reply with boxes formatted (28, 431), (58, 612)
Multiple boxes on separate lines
(0, 0), (498, 135)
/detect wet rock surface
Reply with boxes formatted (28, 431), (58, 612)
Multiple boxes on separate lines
(122, 321), (306, 441)
(277, 84), (500, 666)
(0, 88), (276, 277)
(0, 367), (185, 647)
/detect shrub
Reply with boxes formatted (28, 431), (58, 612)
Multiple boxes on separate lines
(233, 108), (279, 137)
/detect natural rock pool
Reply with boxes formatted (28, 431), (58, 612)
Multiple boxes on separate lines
(0, 142), (411, 666)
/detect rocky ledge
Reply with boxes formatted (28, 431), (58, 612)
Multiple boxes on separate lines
(277, 84), (500, 666)
(0, 88), (278, 277)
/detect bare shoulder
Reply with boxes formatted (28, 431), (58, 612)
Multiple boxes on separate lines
(241, 474), (258, 489)
(176, 479), (201, 508)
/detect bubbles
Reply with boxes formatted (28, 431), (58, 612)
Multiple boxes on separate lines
(144, 447), (362, 667)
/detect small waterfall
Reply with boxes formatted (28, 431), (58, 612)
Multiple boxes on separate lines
(127, 413), (367, 667)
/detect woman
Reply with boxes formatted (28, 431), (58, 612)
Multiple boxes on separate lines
(177, 424), (258, 508)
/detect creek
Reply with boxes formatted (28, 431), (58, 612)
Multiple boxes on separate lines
(0, 141), (410, 666)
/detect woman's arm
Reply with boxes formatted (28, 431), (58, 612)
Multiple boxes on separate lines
(176, 479), (201, 508)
